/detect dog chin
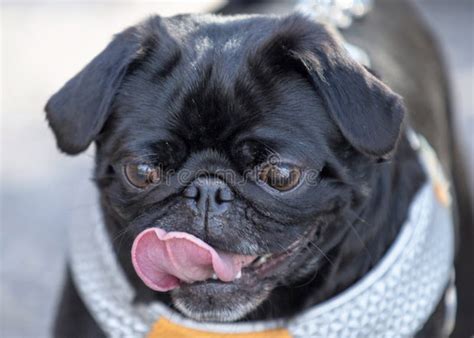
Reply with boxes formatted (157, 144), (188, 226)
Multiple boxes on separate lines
(171, 285), (271, 322)
(166, 226), (321, 322)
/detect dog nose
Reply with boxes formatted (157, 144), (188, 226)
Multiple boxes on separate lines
(183, 177), (234, 215)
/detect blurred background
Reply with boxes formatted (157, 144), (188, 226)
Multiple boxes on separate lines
(1, 0), (472, 336)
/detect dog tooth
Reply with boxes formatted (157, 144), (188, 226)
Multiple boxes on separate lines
(211, 273), (218, 280)
(255, 256), (268, 266)
(236, 271), (242, 279)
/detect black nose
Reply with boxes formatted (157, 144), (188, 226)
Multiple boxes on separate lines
(183, 177), (234, 215)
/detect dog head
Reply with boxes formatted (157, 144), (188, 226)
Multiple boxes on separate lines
(46, 14), (405, 322)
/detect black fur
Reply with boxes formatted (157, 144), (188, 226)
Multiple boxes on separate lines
(46, 1), (469, 337)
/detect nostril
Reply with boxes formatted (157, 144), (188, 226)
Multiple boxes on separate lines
(216, 187), (234, 203)
(183, 185), (199, 199)
(184, 177), (233, 214)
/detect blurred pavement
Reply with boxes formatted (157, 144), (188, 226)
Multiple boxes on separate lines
(0, 1), (472, 337)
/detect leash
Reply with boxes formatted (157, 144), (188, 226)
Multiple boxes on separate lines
(296, 0), (373, 29)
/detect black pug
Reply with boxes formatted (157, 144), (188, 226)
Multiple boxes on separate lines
(47, 0), (473, 337)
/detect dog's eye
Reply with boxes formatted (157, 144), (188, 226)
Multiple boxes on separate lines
(258, 163), (301, 191)
(124, 163), (160, 189)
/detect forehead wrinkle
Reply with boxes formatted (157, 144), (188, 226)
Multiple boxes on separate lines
(112, 14), (333, 163)
(167, 66), (237, 145)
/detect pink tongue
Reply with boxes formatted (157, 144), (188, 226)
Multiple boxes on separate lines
(131, 228), (257, 292)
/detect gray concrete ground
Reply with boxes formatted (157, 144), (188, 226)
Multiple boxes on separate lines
(1, 1), (472, 337)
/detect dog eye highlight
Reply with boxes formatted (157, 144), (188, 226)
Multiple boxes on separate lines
(123, 163), (160, 189)
(258, 163), (301, 191)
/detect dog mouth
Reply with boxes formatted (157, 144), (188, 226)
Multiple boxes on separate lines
(131, 227), (310, 292)
(189, 236), (305, 288)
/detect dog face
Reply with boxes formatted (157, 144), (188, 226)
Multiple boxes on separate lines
(46, 14), (405, 322)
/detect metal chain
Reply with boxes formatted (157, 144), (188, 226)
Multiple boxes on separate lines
(296, 0), (373, 28)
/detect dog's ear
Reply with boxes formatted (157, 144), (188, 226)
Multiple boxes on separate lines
(45, 26), (143, 154)
(260, 15), (405, 158)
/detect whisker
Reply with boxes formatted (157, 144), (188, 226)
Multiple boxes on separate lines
(345, 210), (375, 265)
(292, 236), (338, 289)
(111, 226), (131, 243)
(307, 240), (334, 267)
(293, 267), (319, 289)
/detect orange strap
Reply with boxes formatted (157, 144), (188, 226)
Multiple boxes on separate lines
(148, 318), (292, 338)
